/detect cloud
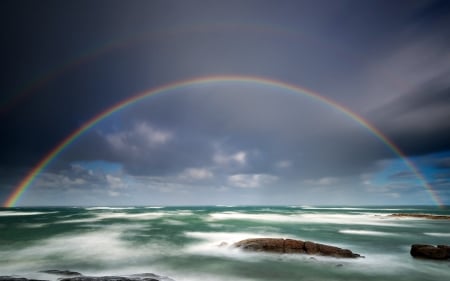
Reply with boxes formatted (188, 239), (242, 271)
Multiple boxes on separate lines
(105, 121), (173, 151)
(213, 150), (247, 166)
(304, 177), (339, 186)
(387, 171), (417, 180)
(371, 77), (450, 156)
(179, 168), (214, 181)
(433, 157), (450, 169)
(275, 160), (292, 169)
(228, 173), (278, 188)
(105, 174), (128, 189)
(2, 1), (450, 206)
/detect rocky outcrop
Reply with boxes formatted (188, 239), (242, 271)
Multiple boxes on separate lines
(389, 213), (450, 220)
(233, 238), (362, 258)
(0, 278), (47, 281)
(39, 270), (81, 276)
(411, 244), (450, 260)
(0, 273), (175, 281)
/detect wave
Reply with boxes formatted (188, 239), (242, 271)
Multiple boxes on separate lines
(208, 211), (407, 226)
(85, 207), (136, 210)
(301, 207), (372, 210)
(424, 232), (450, 237)
(163, 219), (187, 226)
(339, 229), (398, 236)
(0, 211), (57, 216)
(57, 212), (166, 224)
(0, 227), (165, 273)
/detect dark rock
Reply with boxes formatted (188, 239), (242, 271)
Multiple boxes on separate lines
(389, 213), (450, 220)
(438, 245), (450, 258)
(411, 244), (450, 260)
(284, 239), (305, 254)
(304, 241), (319, 255)
(233, 238), (284, 253)
(0, 278), (47, 281)
(40, 270), (82, 276)
(233, 238), (362, 258)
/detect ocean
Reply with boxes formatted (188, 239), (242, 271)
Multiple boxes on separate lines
(0, 206), (449, 281)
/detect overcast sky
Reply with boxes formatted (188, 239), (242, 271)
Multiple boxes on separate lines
(1, 0), (449, 206)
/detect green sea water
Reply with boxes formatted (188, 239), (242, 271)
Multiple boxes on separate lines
(0, 206), (449, 281)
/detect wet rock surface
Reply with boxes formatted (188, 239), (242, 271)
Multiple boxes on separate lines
(233, 238), (362, 258)
(411, 244), (450, 260)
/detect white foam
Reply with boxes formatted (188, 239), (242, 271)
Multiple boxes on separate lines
(165, 270), (258, 281)
(85, 207), (136, 210)
(301, 207), (371, 210)
(185, 231), (289, 242)
(145, 206), (164, 209)
(339, 229), (398, 236)
(424, 232), (450, 237)
(163, 219), (187, 226)
(170, 210), (194, 216)
(57, 212), (165, 224)
(0, 226), (171, 273)
(183, 231), (297, 259)
(208, 211), (406, 226)
(0, 211), (57, 216)
(18, 223), (48, 228)
(96, 212), (165, 220)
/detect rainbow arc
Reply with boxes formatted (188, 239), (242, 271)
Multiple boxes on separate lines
(3, 75), (443, 208)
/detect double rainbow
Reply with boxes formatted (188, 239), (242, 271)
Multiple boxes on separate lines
(2, 75), (444, 207)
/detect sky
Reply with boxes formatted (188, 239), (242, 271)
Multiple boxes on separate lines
(1, 0), (450, 207)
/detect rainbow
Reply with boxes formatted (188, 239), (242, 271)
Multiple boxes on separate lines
(2, 75), (444, 207)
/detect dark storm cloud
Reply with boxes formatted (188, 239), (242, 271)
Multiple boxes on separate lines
(434, 157), (450, 169)
(371, 74), (450, 156)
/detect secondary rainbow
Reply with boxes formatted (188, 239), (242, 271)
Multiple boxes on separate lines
(3, 75), (444, 208)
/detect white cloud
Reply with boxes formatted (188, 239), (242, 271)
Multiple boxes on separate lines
(105, 122), (172, 151)
(276, 160), (292, 169)
(134, 122), (172, 145)
(108, 190), (120, 197)
(106, 174), (127, 189)
(304, 177), (339, 186)
(179, 168), (214, 181)
(228, 173), (278, 188)
(213, 150), (247, 166)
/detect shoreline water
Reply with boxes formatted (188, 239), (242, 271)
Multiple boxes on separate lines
(1, 206), (449, 281)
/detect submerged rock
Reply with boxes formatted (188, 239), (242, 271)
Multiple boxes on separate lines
(233, 238), (362, 258)
(411, 244), (450, 260)
(0, 273), (175, 281)
(61, 273), (175, 281)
